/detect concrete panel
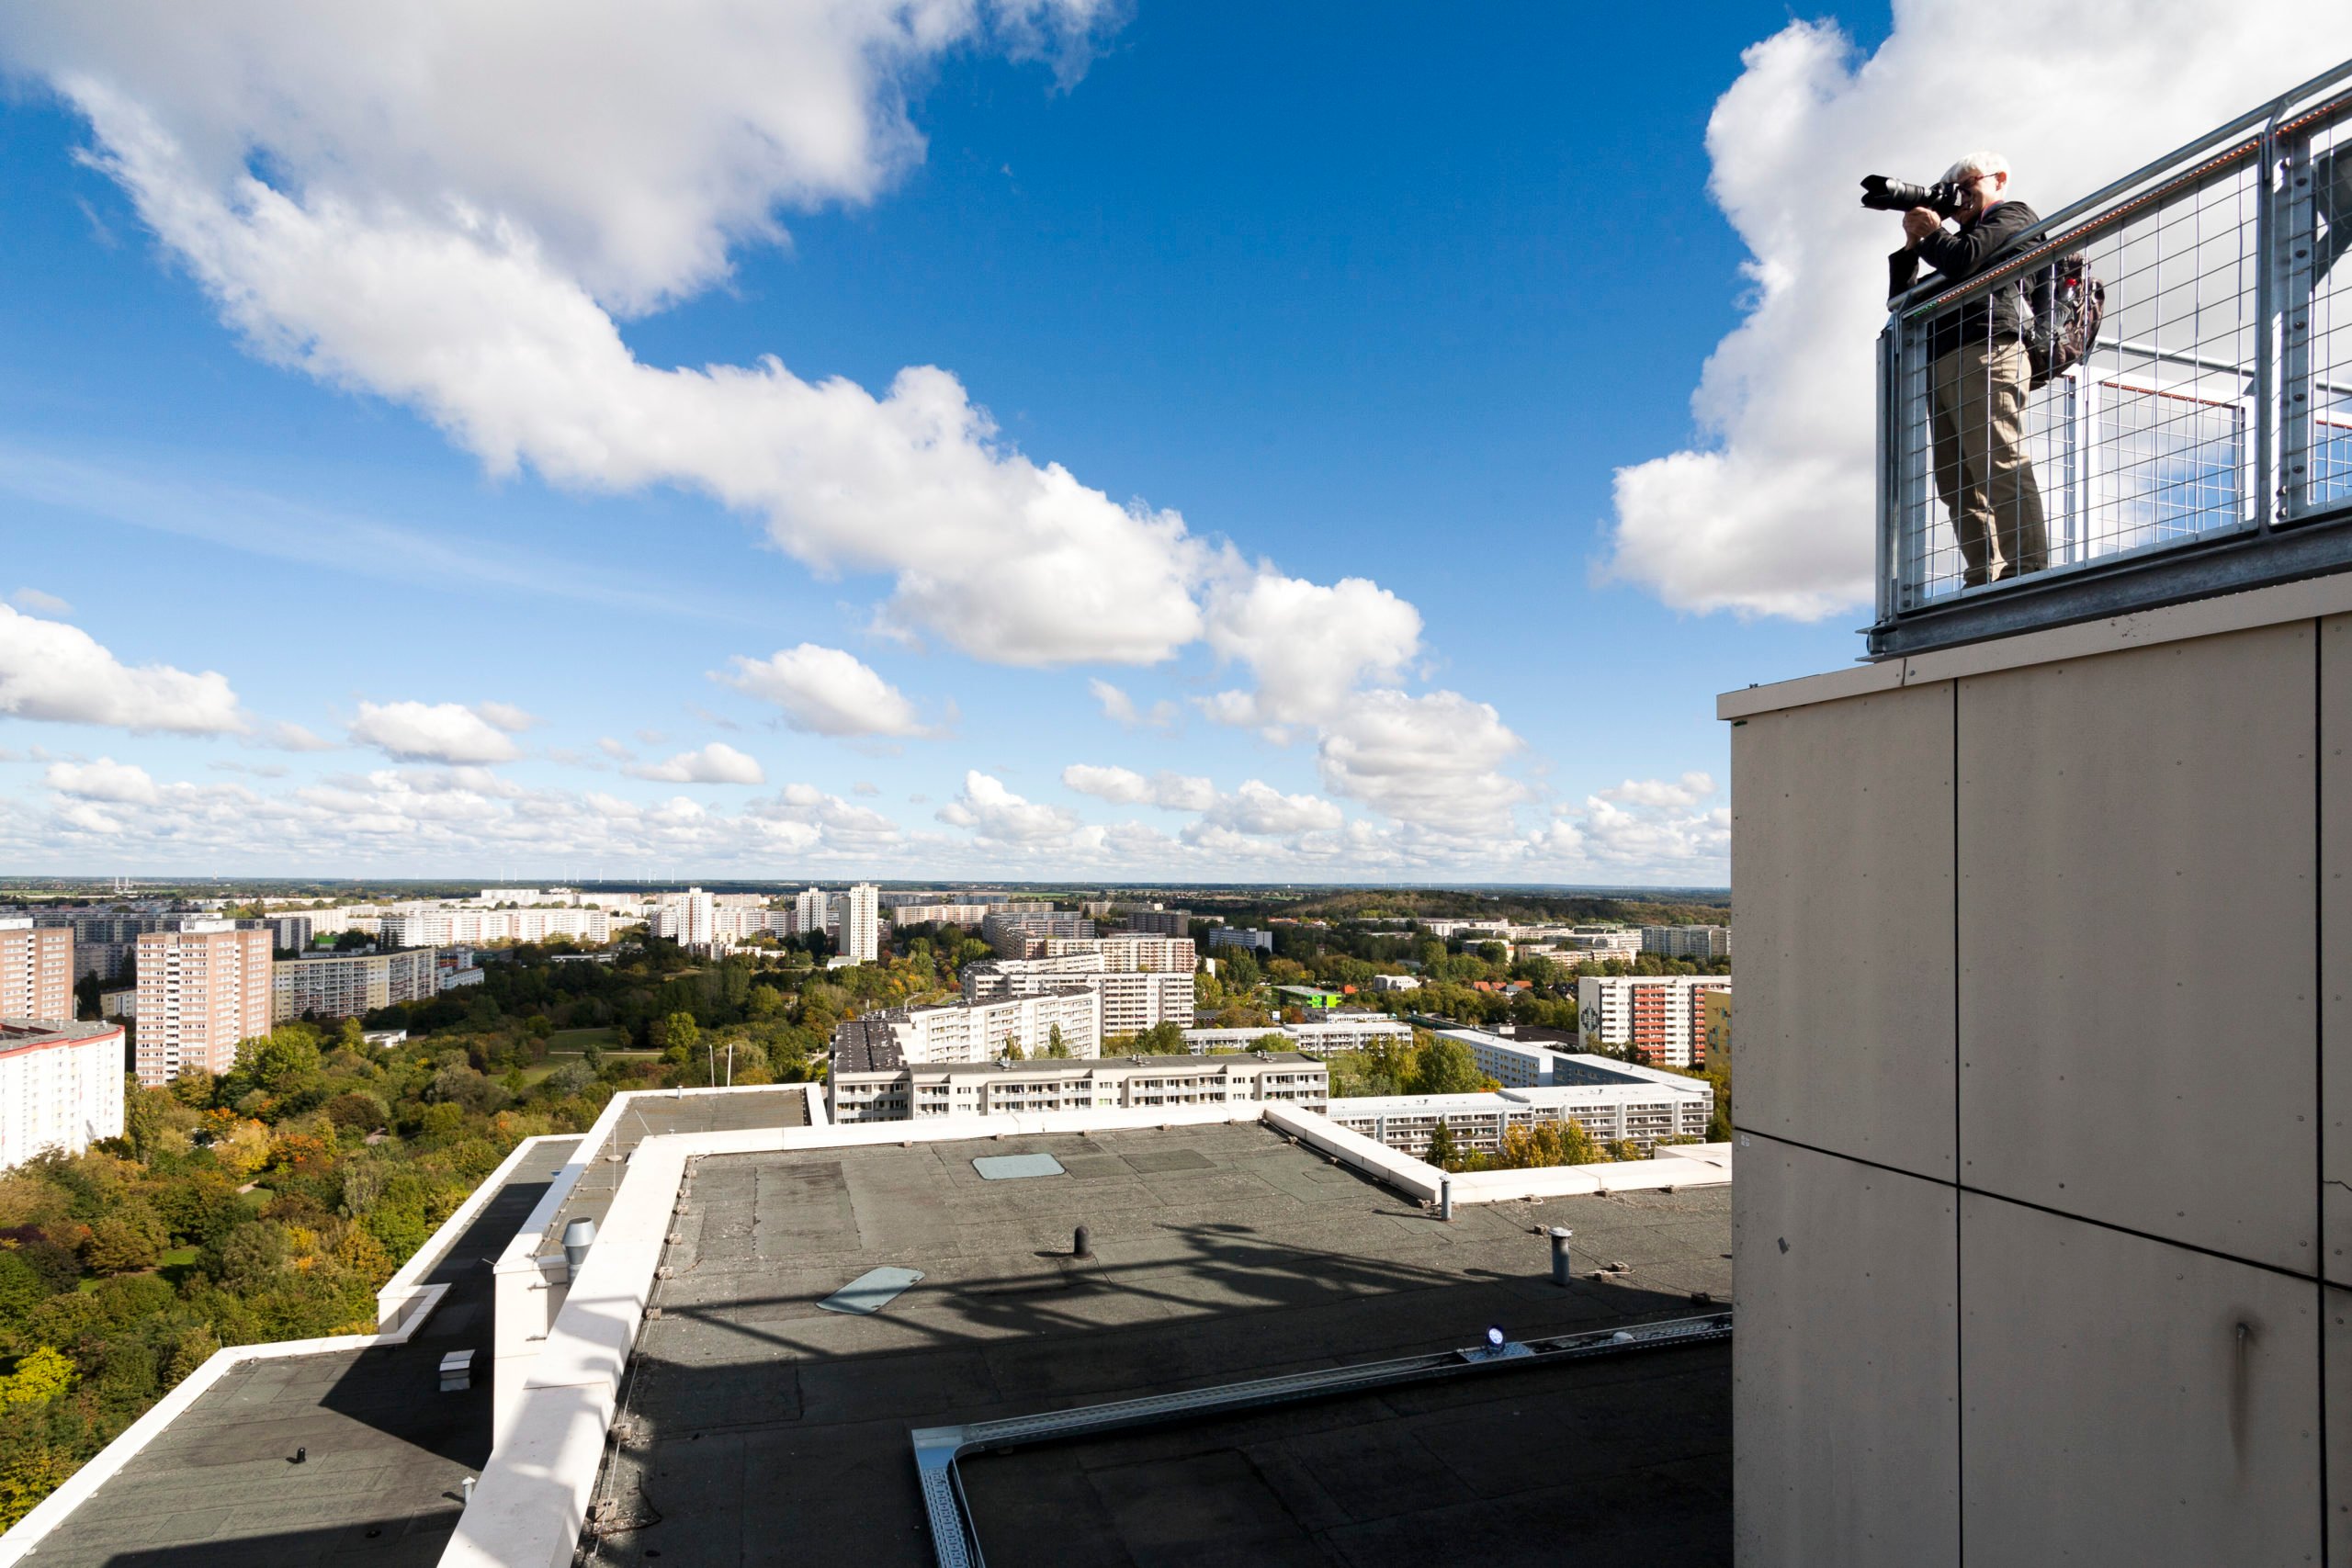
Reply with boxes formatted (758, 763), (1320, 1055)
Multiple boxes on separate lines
(1961, 1192), (2320, 1563)
(1732, 682), (1956, 1179)
(1733, 1134), (1957, 1568)
(2332, 1287), (2352, 1566)
(1958, 624), (2318, 1270)
(2323, 615), (2352, 1286)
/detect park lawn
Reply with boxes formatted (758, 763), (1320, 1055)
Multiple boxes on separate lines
(546, 1026), (619, 1051)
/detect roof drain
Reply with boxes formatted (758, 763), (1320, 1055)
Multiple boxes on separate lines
(909, 1310), (1734, 1568)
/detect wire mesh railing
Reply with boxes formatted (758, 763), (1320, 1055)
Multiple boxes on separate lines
(1873, 61), (2352, 651)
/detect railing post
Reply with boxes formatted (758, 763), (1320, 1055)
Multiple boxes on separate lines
(2276, 127), (2317, 523)
(1874, 324), (1894, 635)
(2256, 107), (2286, 533)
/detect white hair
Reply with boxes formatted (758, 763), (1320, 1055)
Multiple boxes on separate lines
(1942, 150), (2011, 184)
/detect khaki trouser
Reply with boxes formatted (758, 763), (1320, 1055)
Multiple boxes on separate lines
(1930, 337), (2047, 587)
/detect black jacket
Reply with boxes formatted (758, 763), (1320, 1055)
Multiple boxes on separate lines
(1887, 199), (2041, 358)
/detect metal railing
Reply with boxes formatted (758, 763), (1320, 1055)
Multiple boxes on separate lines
(1871, 60), (2352, 657)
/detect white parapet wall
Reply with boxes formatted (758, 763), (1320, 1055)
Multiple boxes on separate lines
(488, 1082), (829, 1448)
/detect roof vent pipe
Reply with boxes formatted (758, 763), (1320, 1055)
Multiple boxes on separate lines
(1549, 1226), (1574, 1287)
(1073, 1224), (1092, 1258)
(563, 1217), (597, 1273)
(1439, 1177), (1453, 1223)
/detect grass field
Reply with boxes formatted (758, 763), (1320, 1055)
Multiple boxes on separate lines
(546, 1026), (619, 1051)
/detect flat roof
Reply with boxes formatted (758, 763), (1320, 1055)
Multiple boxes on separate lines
(0, 1017), (121, 1055)
(534, 1087), (808, 1263)
(578, 1120), (1730, 1565)
(22, 1136), (580, 1567)
(896, 1051), (1324, 1078)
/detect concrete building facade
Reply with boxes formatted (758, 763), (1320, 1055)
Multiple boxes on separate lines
(1322, 1058), (1712, 1160)
(0, 1019), (126, 1169)
(1576, 975), (1729, 1068)
(0, 919), (74, 1021)
(1724, 576), (2352, 1562)
(132, 921), (273, 1086)
(827, 1046), (1329, 1123)
(841, 987), (1104, 1066)
(271, 947), (445, 1022)
(837, 883), (879, 964)
(1640, 924), (1731, 961)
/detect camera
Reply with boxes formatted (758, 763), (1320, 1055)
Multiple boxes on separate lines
(1859, 175), (1969, 217)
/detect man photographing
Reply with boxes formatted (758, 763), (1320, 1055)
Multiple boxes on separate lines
(1879, 152), (2048, 589)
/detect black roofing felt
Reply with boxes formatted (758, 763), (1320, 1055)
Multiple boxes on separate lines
(23, 1137), (582, 1567)
(581, 1121), (1732, 1567)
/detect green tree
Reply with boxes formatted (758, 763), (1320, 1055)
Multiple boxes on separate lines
(1424, 1121), (1462, 1172)
(1046, 1024), (1070, 1059)
(1407, 1036), (1491, 1097)
(0, 1348), (76, 1410)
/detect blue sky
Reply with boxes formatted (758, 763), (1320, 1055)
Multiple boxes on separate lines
(3, 0), (2305, 884)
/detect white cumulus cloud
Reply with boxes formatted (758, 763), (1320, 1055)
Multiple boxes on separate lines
(718, 644), (932, 738)
(625, 741), (766, 785)
(10, 588), (70, 615)
(1603, 0), (2352, 619)
(45, 757), (160, 805)
(936, 770), (1079, 846)
(1060, 764), (1214, 811)
(0, 603), (244, 734)
(347, 700), (524, 765)
(1198, 779), (1344, 838)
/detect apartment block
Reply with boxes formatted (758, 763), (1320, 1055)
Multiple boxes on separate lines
(379, 906), (616, 948)
(1640, 924), (1731, 961)
(1322, 1057), (1713, 1159)
(828, 1033), (1327, 1123)
(0, 919), (74, 1021)
(1183, 1016), (1415, 1055)
(271, 947), (445, 1022)
(836, 987), (1103, 1067)
(1576, 975), (1729, 1067)
(836, 883), (879, 964)
(1119, 907), (1193, 937)
(884, 902), (996, 927)
(132, 921), (273, 1086)
(1205, 926), (1272, 954)
(963, 954), (1192, 1036)
(1043, 933), (1195, 973)
(981, 908), (1096, 958)
(0, 1020), (126, 1169)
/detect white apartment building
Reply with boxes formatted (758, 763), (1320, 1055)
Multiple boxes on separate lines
(0, 1020), (126, 1169)
(885, 903), (997, 927)
(981, 908), (1095, 958)
(837, 884), (879, 964)
(1183, 1017), (1418, 1055)
(844, 987), (1105, 1066)
(1576, 975), (1731, 1068)
(378, 906), (617, 948)
(1640, 924), (1732, 961)
(0, 919), (73, 1021)
(651, 888), (718, 951)
(1323, 1058), (1713, 1158)
(1442, 1027), (1568, 1089)
(133, 921), (274, 1087)
(1371, 974), (1421, 992)
(793, 886), (831, 939)
(271, 947), (445, 1022)
(829, 1044), (1329, 1123)
(1206, 927), (1272, 954)
(1042, 934), (1195, 973)
(965, 952), (1195, 1036)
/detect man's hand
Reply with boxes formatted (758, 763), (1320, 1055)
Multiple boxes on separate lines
(1901, 207), (1943, 245)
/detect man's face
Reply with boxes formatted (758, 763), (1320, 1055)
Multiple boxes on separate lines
(1955, 169), (2007, 220)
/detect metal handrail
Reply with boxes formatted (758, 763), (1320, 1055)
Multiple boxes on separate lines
(1891, 61), (2352, 318)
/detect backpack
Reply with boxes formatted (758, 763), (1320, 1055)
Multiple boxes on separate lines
(2028, 254), (2105, 389)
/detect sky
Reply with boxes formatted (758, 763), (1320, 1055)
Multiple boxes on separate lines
(0, 0), (2341, 886)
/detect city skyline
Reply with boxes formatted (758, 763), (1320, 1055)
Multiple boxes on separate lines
(0, 3), (2332, 885)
